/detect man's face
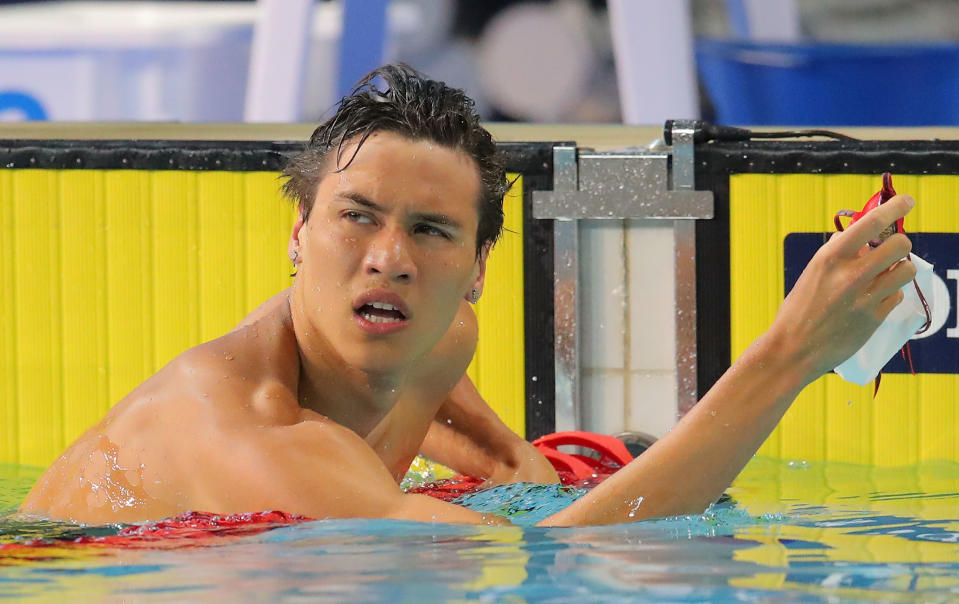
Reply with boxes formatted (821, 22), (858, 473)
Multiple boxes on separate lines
(290, 131), (486, 373)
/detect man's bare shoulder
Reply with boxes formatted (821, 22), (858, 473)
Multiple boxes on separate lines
(106, 307), (296, 426)
(19, 300), (309, 523)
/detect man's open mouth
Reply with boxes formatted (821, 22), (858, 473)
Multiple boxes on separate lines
(355, 302), (408, 324)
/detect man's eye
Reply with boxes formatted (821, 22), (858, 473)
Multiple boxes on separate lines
(415, 224), (451, 239)
(344, 211), (373, 224)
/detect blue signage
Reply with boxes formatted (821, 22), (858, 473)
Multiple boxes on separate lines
(0, 91), (48, 121)
(784, 233), (958, 374)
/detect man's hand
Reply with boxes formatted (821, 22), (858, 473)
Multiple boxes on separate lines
(768, 194), (917, 386)
(478, 437), (559, 487)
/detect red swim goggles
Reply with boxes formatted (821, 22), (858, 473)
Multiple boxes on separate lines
(833, 173), (931, 391)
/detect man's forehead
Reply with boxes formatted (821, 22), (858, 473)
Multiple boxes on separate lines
(318, 133), (482, 209)
(330, 131), (477, 173)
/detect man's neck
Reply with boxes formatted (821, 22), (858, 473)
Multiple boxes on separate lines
(288, 296), (408, 438)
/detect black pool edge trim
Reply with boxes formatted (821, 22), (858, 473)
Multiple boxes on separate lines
(0, 139), (562, 175)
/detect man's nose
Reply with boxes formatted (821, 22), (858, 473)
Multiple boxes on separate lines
(363, 227), (416, 282)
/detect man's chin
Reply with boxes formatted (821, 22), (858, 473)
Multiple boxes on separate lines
(341, 341), (421, 376)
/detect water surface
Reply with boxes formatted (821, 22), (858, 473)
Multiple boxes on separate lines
(2, 457), (958, 602)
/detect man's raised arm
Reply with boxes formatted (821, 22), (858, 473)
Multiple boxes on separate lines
(538, 195), (918, 526)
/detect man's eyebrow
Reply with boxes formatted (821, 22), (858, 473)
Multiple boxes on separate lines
(339, 191), (385, 212)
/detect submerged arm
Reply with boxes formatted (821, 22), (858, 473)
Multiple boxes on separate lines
(421, 374), (559, 485)
(214, 418), (511, 526)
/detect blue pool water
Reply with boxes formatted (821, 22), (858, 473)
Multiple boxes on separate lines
(2, 457), (959, 602)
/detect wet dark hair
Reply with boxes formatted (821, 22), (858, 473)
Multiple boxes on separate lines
(282, 64), (507, 255)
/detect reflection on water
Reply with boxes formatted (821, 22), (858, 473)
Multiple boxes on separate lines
(2, 457), (959, 602)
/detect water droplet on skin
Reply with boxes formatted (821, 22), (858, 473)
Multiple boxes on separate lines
(710, 410), (717, 417)
(224, 353), (234, 361)
(446, 418), (453, 425)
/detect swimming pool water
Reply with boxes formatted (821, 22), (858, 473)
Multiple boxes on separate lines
(2, 457), (958, 602)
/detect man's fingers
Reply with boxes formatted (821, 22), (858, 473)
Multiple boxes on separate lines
(835, 194), (915, 257)
(868, 256), (917, 300)
(859, 232), (912, 280)
(875, 288), (906, 322)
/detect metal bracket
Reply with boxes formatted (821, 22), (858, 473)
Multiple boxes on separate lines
(531, 148), (713, 219)
(534, 121), (711, 432)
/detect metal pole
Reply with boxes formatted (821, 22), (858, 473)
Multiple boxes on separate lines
(551, 146), (581, 432)
(669, 121), (700, 414)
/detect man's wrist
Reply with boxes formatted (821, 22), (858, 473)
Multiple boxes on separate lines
(742, 327), (814, 398)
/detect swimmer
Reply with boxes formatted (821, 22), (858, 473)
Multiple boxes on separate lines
(20, 65), (918, 526)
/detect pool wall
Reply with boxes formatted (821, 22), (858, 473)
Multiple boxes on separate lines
(2, 123), (958, 469)
(0, 128), (566, 466)
(728, 172), (959, 465)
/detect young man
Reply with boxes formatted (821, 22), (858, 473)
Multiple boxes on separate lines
(21, 65), (918, 527)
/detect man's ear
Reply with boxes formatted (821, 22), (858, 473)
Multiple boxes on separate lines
(288, 209), (305, 264)
(465, 242), (492, 303)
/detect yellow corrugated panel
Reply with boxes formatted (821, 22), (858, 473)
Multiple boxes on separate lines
(1, 170), (16, 463)
(2, 167), (525, 465)
(60, 171), (109, 443)
(151, 171), (200, 369)
(0, 169), (297, 466)
(197, 172), (250, 340)
(243, 173), (294, 309)
(14, 170), (64, 465)
(468, 175), (526, 437)
(730, 173), (959, 465)
(104, 171), (155, 411)
(911, 176), (959, 465)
